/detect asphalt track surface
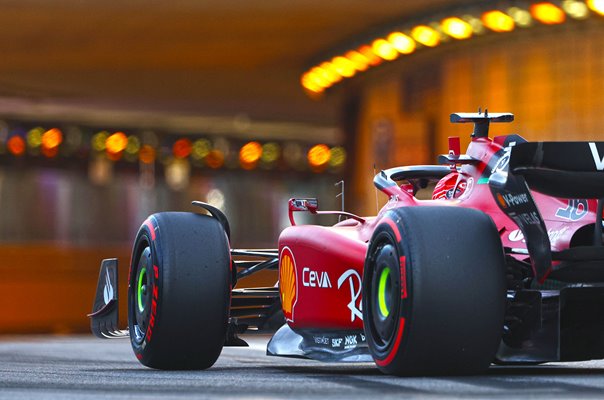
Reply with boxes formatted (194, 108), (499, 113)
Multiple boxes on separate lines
(2, 335), (604, 399)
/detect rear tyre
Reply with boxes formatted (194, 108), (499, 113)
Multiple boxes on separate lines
(363, 207), (506, 376)
(128, 212), (231, 370)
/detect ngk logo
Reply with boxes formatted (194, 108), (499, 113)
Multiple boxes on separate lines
(302, 267), (332, 288)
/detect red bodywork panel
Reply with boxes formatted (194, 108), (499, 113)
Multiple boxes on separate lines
(279, 136), (602, 331)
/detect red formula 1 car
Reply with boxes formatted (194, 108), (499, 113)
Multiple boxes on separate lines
(90, 112), (604, 375)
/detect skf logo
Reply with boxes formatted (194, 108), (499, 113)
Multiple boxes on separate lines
(279, 247), (298, 323)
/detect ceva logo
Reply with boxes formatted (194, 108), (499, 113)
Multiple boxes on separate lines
(279, 247), (298, 323)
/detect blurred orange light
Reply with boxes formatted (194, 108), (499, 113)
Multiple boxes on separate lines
(106, 132), (128, 154)
(319, 62), (342, 84)
(411, 25), (440, 47)
(239, 141), (262, 169)
(345, 50), (370, 71)
(301, 72), (323, 93)
(587, 0), (604, 15)
(7, 136), (25, 156)
(206, 149), (225, 169)
(42, 128), (63, 149)
(372, 38), (398, 61)
(531, 3), (566, 24)
(331, 56), (356, 78)
(387, 32), (416, 54)
(139, 145), (156, 164)
(358, 45), (382, 67)
(441, 17), (473, 39)
(42, 146), (58, 158)
(307, 144), (331, 168)
(173, 138), (192, 159)
(482, 10), (515, 32)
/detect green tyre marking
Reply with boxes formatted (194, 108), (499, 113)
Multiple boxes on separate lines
(378, 266), (391, 318)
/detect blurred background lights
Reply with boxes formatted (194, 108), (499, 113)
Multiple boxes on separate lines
(388, 32), (416, 54)
(328, 146), (346, 168)
(92, 131), (109, 151)
(138, 144), (156, 164)
(105, 132), (128, 155)
(26, 127), (44, 148)
(261, 142), (280, 163)
(42, 128), (63, 150)
(372, 38), (398, 61)
(331, 56), (356, 78)
(283, 142), (303, 169)
(172, 138), (192, 159)
(482, 10), (516, 32)
(411, 25), (440, 47)
(239, 141), (262, 169)
(345, 50), (370, 71)
(441, 17), (473, 39)
(563, 0), (590, 18)
(206, 188), (225, 211)
(531, 3), (566, 24)
(205, 149), (225, 169)
(587, 0), (604, 15)
(125, 135), (141, 155)
(192, 138), (212, 160)
(8, 136), (26, 156)
(307, 144), (331, 168)
(358, 45), (382, 67)
(165, 158), (190, 191)
(508, 7), (533, 27)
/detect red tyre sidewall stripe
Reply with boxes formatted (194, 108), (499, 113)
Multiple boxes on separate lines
(375, 317), (406, 367)
(382, 217), (401, 243)
(144, 219), (156, 241)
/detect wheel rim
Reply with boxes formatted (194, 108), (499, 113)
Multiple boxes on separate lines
(377, 266), (392, 318)
(137, 267), (147, 313)
(132, 245), (152, 344)
(368, 240), (401, 353)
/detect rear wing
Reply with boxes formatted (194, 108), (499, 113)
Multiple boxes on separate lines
(509, 142), (604, 199)
(489, 141), (604, 283)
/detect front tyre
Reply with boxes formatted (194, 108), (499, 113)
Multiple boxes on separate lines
(363, 207), (506, 376)
(128, 212), (231, 370)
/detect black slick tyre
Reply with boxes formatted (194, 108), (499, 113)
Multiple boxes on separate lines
(362, 206), (506, 376)
(128, 212), (231, 370)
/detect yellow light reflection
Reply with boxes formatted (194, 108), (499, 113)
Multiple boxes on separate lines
(441, 17), (473, 39)
(358, 45), (383, 66)
(331, 56), (356, 77)
(345, 50), (370, 71)
(192, 139), (211, 160)
(482, 10), (515, 32)
(531, 3), (566, 24)
(411, 25), (440, 47)
(319, 62), (342, 84)
(562, 0), (589, 19)
(125, 135), (140, 155)
(387, 32), (416, 54)
(587, 0), (604, 15)
(372, 38), (398, 61)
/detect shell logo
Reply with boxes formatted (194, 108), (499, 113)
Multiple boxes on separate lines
(279, 247), (298, 322)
